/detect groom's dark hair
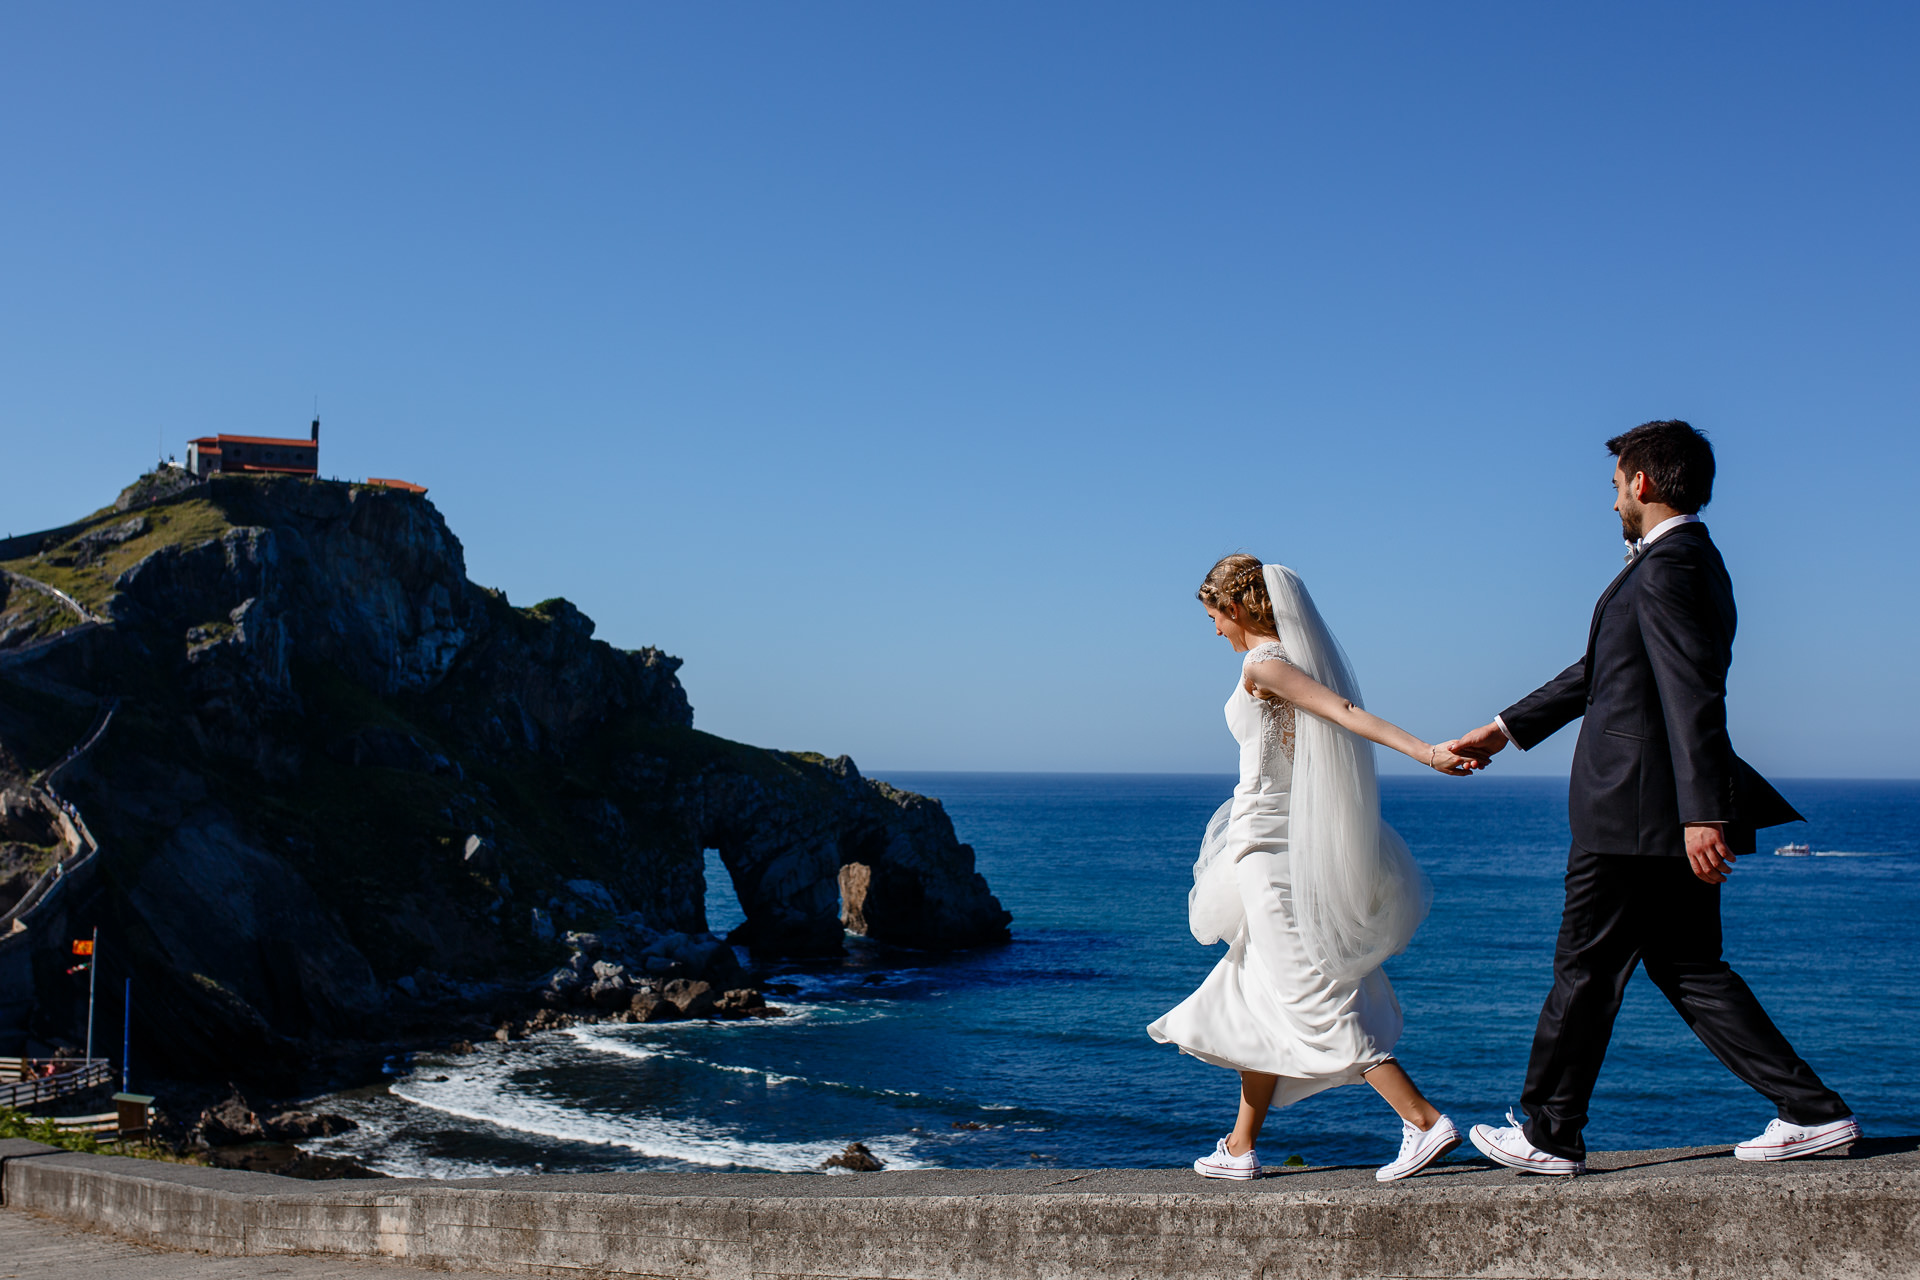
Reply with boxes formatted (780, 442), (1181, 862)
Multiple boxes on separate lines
(1606, 420), (1715, 513)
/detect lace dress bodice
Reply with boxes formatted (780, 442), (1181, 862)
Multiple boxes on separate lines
(1238, 640), (1297, 766)
(1223, 639), (1297, 858)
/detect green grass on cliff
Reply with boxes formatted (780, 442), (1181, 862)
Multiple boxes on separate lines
(0, 495), (234, 614)
(0, 581), (82, 642)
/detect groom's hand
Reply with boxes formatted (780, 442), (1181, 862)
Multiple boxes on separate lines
(1685, 822), (1737, 884)
(1446, 722), (1509, 763)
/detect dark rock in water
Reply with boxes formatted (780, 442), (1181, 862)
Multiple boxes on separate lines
(662, 978), (717, 1018)
(713, 988), (765, 1017)
(447, 1040), (475, 1055)
(520, 1008), (573, 1033)
(262, 1110), (359, 1140)
(824, 1142), (885, 1172)
(586, 975), (632, 1010)
(198, 1089), (264, 1146)
(627, 991), (682, 1022)
(0, 472), (1010, 1091)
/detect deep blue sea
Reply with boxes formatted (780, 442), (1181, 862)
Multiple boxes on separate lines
(314, 775), (1920, 1177)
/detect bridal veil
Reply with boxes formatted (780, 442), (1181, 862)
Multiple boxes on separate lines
(1189, 564), (1432, 979)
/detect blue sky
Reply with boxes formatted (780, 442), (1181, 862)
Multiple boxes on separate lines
(2, 3), (1914, 777)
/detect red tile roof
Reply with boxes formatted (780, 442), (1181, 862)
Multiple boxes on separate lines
(196, 434), (317, 448)
(365, 477), (428, 494)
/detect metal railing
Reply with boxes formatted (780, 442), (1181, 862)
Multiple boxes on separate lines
(0, 1058), (113, 1110)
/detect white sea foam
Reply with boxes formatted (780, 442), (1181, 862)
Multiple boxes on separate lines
(387, 1060), (931, 1173)
(566, 1025), (931, 1101)
(569, 1027), (791, 1083)
(311, 1136), (526, 1182)
(562, 1029), (662, 1062)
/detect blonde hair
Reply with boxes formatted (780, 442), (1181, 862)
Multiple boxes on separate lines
(1196, 554), (1276, 634)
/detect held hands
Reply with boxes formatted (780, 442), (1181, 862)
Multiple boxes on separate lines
(1425, 744), (1482, 776)
(1685, 823), (1738, 884)
(1421, 721), (1506, 777)
(1444, 722), (1510, 764)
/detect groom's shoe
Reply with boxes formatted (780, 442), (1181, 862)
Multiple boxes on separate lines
(1193, 1136), (1261, 1180)
(1376, 1114), (1462, 1182)
(1468, 1110), (1584, 1176)
(1734, 1116), (1862, 1162)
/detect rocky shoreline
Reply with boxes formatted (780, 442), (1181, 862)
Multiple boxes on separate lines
(125, 921), (814, 1178)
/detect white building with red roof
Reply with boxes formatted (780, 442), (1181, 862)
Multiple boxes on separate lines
(187, 418), (320, 479)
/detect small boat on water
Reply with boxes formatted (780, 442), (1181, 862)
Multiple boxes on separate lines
(1774, 842), (1812, 857)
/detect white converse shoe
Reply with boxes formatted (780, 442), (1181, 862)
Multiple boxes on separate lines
(1193, 1135), (1261, 1180)
(1734, 1116), (1862, 1161)
(1375, 1114), (1463, 1182)
(1468, 1109), (1584, 1176)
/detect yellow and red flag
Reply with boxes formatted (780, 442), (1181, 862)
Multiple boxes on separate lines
(71, 939), (94, 956)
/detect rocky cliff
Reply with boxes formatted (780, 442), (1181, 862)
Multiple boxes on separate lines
(0, 471), (1008, 1088)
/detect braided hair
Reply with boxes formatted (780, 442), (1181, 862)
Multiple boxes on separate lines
(1196, 553), (1277, 634)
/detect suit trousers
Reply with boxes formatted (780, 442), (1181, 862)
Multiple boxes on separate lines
(1519, 844), (1851, 1161)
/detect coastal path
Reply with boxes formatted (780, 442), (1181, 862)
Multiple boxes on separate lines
(0, 699), (115, 935)
(0, 699), (117, 1051)
(0, 567), (105, 629)
(0, 566), (107, 673)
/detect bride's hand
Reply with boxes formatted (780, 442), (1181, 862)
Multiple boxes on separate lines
(1426, 743), (1479, 776)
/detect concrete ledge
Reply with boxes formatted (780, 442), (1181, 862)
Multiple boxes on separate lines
(4, 1136), (1916, 1279)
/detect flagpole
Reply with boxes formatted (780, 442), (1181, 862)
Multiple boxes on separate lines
(84, 926), (98, 1062)
(122, 978), (132, 1092)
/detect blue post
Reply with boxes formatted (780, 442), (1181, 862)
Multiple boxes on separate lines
(121, 978), (131, 1092)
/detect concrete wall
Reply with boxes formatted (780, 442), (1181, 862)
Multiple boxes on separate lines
(3, 1138), (1916, 1279)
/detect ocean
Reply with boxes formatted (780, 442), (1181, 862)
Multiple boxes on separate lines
(310, 774), (1920, 1177)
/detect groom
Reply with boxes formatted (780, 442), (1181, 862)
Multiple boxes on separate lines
(1448, 420), (1856, 1175)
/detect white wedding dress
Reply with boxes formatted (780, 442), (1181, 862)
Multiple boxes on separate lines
(1147, 639), (1405, 1109)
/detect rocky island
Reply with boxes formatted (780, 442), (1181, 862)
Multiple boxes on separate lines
(0, 470), (1010, 1105)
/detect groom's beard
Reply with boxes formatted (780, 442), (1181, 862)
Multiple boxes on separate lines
(1618, 501), (1645, 542)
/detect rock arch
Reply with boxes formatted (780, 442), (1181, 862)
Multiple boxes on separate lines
(687, 753), (1009, 956)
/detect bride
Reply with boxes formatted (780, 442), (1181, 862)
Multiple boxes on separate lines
(1149, 555), (1474, 1183)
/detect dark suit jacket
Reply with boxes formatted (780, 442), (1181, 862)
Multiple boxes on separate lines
(1500, 522), (1801, 857)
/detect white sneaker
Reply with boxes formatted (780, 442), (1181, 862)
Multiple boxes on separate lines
(1193, 1135), (1261, 1180)
(1734, 1116), (1861, 1162)
(1468, 1109), (1584, 1176)
(1376, 1114), (1463, 1182)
